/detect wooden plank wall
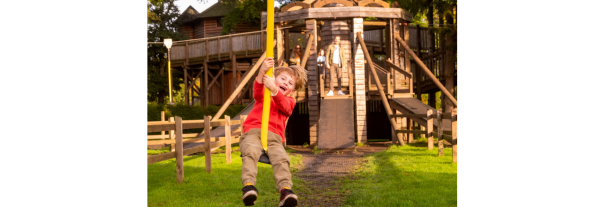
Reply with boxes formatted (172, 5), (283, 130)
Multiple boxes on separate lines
(204, 18), (223, 37)
(352, 18), (367, 143)
(183, 25), (195, 39)
(234, 22), (258, 33)
(193, 20), (205, 39)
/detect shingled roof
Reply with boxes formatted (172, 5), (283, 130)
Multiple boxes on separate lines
(175, 6), (199, 24)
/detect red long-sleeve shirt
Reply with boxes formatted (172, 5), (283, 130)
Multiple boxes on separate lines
(242, 81), (296, 143)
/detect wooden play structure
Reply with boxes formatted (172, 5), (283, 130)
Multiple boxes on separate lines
(154, 0), (458, 165)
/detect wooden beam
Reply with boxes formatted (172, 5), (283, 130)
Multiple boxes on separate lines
(427, 109), (433, 150)
(356, 32), (404, 146)
(385, 59), (412, 78)
(364, 21), (387, 26)
(277, 24), (284, 66)
(207, 67), (224, 90)
(300, 34), (314, 68)
(175, 116), (184, 183)
(280, 1), (310, 12)
(395, 35), (457, 107)
(357, 0), (390, 8)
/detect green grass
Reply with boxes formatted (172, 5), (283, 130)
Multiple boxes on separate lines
(313, 146), (322, 154)
(148, 146), (170, 155)
(355, 142), (365, 147)
(340, 143), (457, 207)
(148, 151), (303, 207)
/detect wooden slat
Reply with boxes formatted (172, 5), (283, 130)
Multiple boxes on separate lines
(385, 59), (412, 78)
(437, 111), (444, 156)
(300, 34), (314, 68)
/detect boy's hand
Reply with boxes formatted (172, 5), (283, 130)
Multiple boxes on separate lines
(262, 75), (278, 95)
(260, 57), (274, 74)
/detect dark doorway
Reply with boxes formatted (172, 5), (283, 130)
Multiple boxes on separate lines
(285, 102), (310, 145)
(366, 100), (392, 141)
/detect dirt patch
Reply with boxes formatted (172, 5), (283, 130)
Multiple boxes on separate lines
(287, 142), (391, 207)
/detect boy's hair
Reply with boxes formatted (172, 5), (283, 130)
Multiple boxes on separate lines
(274, 66), (307, 91)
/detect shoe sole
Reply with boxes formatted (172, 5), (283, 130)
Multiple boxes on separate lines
(279, 194), (298, 207)
(242, 191), (257, 206)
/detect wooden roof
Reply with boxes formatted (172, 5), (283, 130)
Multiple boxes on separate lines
(178, 1), (236, 25)
(175, 6), (200, 24)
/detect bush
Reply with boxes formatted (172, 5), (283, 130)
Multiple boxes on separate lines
(147, 103), (248, 133)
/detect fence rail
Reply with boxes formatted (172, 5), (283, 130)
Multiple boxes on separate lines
(147, 114), (248, 183)
(393, 109), (457, 163)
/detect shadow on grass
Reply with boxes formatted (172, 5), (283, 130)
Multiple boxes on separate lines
(340, 145), (457, 207)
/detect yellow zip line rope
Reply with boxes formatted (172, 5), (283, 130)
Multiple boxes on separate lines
(260, 2), (274, 153)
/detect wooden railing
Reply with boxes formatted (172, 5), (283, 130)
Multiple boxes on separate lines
(170, 30), (264, 65)
(147, 114), (248, 183)
(392, 108), (458, 163)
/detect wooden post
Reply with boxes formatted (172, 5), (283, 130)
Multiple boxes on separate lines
(452, 108), (457, 163)
(221, 68), (225, 103)
(204, 60), (209, 107)
(206, 39), (209, 61)
(184, 69), (189, 105)
(277, 24), (283, 66)
(404, 23), (412, 94)
(218, 36), (221, 61)
(169, 117), (175, 152)
(426, 109), (433, 150)
(437, 110), (444, 156)
(379, 29), (384, 53)
(175, 116), (184, 183)
(284, 29), (290, 64)
(407, 117), (413, 143)
(232, 55), (237, 93)
(225, 115), (232, 164)
(160, 111), (165, 137)
(204, 116), (212, 173)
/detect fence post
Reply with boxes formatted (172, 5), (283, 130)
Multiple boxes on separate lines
(204, 116), (212, 173)
(438, 109), (444, 156)
(161, 111), (165, 137)
(225, 115), (232, 164)
(175, 116), (184, 183)
(452, 108), (457, 163)
(426, 109), (433, 150)
(169, 117), (175, 152)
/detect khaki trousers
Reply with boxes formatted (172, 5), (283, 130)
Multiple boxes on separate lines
(329, 63), (342, 91)
(240, 128), (292, 191)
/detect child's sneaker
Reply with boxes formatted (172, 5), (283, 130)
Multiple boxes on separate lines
(242, 185), (258, 206)
(279, 188), (298, 207)
(338, 90), (345, 95)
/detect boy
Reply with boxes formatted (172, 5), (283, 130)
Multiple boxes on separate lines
(240, 57), (307, 207)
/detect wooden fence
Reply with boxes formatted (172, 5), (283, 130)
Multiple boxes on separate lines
(393, 108), (457, 163)
(147, 114), (248, 183)
(170, 30), (264, 65)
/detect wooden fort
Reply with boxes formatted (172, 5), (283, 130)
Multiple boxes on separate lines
(168, 0), (457, 157)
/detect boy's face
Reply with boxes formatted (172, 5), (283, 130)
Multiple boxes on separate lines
(275, 72), (296, 96)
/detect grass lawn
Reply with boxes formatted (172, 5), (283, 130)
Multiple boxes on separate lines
(148, 149), (303, 207)
(340, 143), (457, 207)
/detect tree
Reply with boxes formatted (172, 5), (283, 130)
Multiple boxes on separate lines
(148, 0), (187, 103)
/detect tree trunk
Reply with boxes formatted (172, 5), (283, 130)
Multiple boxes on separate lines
(159, 61), (166, 104)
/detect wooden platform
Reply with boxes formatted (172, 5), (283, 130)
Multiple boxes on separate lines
(390, 97), (451, 131)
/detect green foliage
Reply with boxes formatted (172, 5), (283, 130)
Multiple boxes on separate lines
(148, 0), (187, 103)
(341, 144), (457, 206)
(355, 142), (365, 147)
(302, 142), (309, 148)
(415, 137), (428, 144)
(147, 103), (247, 122)
(313, 146), (322, 154)
(220, 0), (267, 35)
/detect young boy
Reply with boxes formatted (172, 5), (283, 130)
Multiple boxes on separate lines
(240, 57), (307, 207)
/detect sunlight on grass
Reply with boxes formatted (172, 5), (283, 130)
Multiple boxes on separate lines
(148, 146), (170, 155)
(148, 151), (303, 207)
(341, 144), (457, 207)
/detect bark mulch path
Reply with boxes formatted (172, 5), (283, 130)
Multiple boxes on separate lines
(287, 142), (392, 207)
